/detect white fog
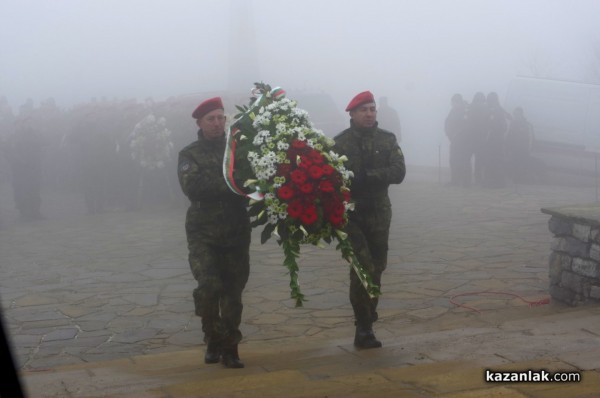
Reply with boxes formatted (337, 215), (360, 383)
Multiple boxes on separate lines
(3, 2), (600, 395)
(1, 0), (600, 165)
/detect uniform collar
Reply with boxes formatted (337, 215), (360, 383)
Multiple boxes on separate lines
(350, 120), (378, 136)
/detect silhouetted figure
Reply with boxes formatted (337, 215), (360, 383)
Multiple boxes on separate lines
(483, 92), (510, 188)
(8, 116), (44, 221)
(506, 107), (538, 183)
(377, 96), (402, 141)
(465, 92), (488, 186)
(68, 107), (114, 214)
(445, 94), (469, 186)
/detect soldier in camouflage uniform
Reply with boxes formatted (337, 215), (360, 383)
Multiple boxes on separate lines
(177, 97), (250, 368)
(333, 91), (406, 349)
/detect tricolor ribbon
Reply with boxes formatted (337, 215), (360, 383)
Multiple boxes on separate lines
(222, 86), (285, 200)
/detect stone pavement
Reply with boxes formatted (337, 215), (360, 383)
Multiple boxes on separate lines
(1, 166), (600, 397)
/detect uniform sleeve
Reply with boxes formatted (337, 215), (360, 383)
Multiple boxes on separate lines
(365, 136), (406, 185)
(177, 150), (232, 201)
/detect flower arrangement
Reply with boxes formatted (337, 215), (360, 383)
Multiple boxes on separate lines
(129, 114), (174, 170)
(224, 82), (380, 307)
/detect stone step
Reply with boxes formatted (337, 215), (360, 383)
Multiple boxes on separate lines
(21, 337), (600, 398)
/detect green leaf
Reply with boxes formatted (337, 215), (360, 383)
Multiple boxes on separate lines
(335, 236), (381, 299)
(247, 203), (265, 217)
(261, 223), (276, 244)
(250, 218), (267, 228)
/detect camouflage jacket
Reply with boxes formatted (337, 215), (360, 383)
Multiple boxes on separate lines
(177, 132), (250, 245)
(333, 121), (405, 202)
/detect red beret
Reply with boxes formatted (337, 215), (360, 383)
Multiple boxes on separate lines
(345, 91), (375, 112)
(192, 97), (224, 119)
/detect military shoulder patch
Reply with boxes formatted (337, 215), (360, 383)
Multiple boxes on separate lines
(179, 161), (191, 172)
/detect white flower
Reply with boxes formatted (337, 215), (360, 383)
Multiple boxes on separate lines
(277, 141), (289, 151)
(291, 108), (308, 119)
(276, 123), (287, 133)
(328, 151), (340, 161)
(253, 134), (264, 146)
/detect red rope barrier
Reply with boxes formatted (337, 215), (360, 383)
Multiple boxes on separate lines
(449, 291), (550, 313)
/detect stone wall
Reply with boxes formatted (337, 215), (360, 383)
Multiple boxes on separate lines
(542, 205), (600, 306)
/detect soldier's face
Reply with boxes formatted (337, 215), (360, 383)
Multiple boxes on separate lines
(350, 102), (377, 129)
(197, 109), (226, 140)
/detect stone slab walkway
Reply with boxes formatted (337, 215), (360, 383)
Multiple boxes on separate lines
(1, 167), (599, 396)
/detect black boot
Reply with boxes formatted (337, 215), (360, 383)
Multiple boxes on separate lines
(204, 340), (221, 364)
(354, 325), (382, 349)
(221, 345), (244, 368)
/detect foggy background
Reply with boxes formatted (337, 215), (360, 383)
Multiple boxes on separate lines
(2, 0), (600, 166)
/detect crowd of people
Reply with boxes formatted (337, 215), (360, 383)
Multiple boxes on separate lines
(0, 95), (201, 221)
(444, 91), (544, 188)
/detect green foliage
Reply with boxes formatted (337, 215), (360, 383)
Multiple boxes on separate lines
(227, 81), (380, 306)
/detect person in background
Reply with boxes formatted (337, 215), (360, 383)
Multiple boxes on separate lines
(505, 106), (535, 183)
(8, 116), (44, 221)
(333, 91), (406, 349)
(483, 92), (511, 188)
(445, 94), (469, 187)
(177, 97), (251, 368)
(465, 92), (488, 186)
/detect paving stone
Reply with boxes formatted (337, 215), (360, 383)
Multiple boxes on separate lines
(43, 328), (79, 342)
(3, 173), (600, 397)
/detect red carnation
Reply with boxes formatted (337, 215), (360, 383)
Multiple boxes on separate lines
(292, 139), (307, 149)
(330, 201), (345, 217)
(321, 164), (335, 176)
(290, 169), (307, 185)
(277, 185), (295, 201)
(287, 200), (304, 218)
(299, 183), (314, 194)
(308, 165), (324, 179)
(308, 150), (324, 164)
(319, 180), (335, 193)
(329, 213), (345, 227)
(298, 156), (313, 169)
(301, 206), (318, 225)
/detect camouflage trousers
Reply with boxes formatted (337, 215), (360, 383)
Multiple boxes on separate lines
(187, 238), (250, 346)
(345, 197), (392, 327)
